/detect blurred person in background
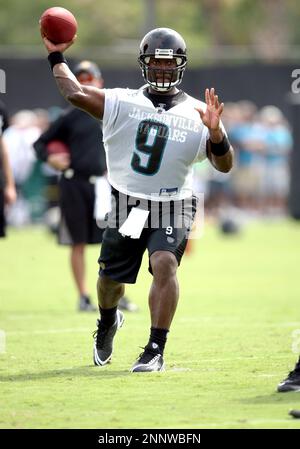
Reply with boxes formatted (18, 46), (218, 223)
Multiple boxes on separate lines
(34, 61), (137, 313)
(204, 163), (233, 219)
(3, 109), (40, 226)
(34, 108), (51, 134)
(259, 106), (292, 216)
(33, 108), (59, 226)
(229, 101), (265, 214)
(202, 103), (238, 233)
(0, 100), (17, 237)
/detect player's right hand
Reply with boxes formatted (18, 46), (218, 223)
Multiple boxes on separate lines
(40, 26), (77, 54)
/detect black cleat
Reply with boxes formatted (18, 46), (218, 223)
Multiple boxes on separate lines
(277, 360), (300, 392)
(131, 343), (165, 373)
(93, 310), (124, 366)
(78, 295), (97, 312)
(118, 296), (139, 313)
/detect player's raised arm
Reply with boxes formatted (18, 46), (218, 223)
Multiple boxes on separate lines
(41, 34), (105, 120)
(196, 88), (234, 173)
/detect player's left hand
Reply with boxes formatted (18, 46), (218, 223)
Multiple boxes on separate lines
(195, 88), (224, 131)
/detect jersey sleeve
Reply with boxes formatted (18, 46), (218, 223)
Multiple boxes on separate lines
(102, 88), (121, 137)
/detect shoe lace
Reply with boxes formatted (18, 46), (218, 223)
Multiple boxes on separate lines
(92, 320), (109, 349)
(137, 345), (161, 364)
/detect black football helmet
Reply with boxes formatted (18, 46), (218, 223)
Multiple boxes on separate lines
(138, 28), (187, 92)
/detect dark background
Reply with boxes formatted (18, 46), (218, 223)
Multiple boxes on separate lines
(1, 57), (299, 217)
(0, 58), (294, 117)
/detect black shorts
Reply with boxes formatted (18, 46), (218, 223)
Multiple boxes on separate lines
(58, 175), (104, 245)
(98, 188), (198, 284)
(0, 188), (5, 238)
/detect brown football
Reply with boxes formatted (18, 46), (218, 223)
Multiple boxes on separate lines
(40, 7), (77, 44)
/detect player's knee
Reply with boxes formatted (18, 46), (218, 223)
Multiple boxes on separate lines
(98, 275), (124, 296)
(150, 251), (178, 279)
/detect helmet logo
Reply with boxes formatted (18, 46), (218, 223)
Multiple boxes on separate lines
(155, 49), (174, 59)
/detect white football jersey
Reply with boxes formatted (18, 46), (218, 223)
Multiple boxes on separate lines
(102, 86), (220, 201)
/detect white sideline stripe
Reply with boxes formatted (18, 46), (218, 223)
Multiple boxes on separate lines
(169, 354), (296, 364)
(6, 313), (300, 326)
(6, 315), (42, 320)
(257, 374), (278, 378)
(203, 419), (296, 426)
(6, 314), (300, 328)
(4, 312), (125, 336)
(6, 328), (90, 336)
(178, 319), (300, 327)
(162, 419), (295, 429)
(5, 321), (300, 336)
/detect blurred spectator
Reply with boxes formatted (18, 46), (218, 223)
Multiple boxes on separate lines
(0, 100), (16, 237)
(229, 101), (265, 212)
(3, 110), (41, 225)
(34, 108), (51, 133)
(198, 100), (292, 224)
(259, 105), (292, 215)
(204, 164), (233, 217)
(3, 110), (39, 186)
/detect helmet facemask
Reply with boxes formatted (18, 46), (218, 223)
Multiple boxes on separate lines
(139, 49), (187, 92)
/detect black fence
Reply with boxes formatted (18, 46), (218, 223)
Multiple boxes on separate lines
(1, 58), (299, 217)
(0, 58), (295, 116)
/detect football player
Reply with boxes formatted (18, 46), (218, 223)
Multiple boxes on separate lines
(41, 27), (234, 371)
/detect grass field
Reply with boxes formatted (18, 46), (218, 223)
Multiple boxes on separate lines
(1, 219), (300, 429)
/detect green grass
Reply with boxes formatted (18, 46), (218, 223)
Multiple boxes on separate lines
(1, 219), (300, 429)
